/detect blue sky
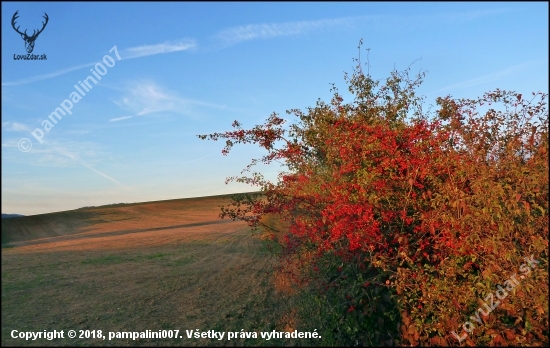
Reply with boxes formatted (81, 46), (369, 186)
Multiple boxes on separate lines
(2, 2), (548, 215)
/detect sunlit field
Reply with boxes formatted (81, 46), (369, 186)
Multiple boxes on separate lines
(2, 194), (308, 346)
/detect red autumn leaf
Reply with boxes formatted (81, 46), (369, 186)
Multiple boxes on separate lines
(199, 49), (549, 347)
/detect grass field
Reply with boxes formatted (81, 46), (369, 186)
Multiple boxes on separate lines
(1, 194), (312, 346)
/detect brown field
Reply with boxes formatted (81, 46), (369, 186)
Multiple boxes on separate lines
(1, 194), (309, 346)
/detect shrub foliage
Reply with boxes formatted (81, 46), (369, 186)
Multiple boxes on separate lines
(198, 47), (548, 346)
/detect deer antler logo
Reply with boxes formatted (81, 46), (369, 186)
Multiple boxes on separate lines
(12, 11), (49, 54)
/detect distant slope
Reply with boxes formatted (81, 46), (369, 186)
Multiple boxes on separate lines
(1, 192), (259, 246)
(1, 214), (25, 218)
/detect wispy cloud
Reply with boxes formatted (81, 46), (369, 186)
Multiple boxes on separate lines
(79, 161), (127, 188)
(2, 121), (31, 132)
(2, 39), (196, 87)
(42, 141), (130, 189)
(122, 39), (196, 59)
(112, 82), (177, 117)
(2, 138), (126, 190)
(109, 116), (134, 122)
(428, 59), (544, 96)
(2, 62), (96, 87)
(52, 145), (129, 189)
(214, 17), (355, 46)
(111, 81), (228, 121)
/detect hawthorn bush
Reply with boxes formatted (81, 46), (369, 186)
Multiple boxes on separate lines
(198, 51), (548, 346)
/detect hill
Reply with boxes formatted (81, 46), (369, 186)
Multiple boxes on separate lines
(1, 214), (24, 218)
(2, 191), (306, 346)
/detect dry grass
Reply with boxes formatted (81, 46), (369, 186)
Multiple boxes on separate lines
(1, 194), (312, 346)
